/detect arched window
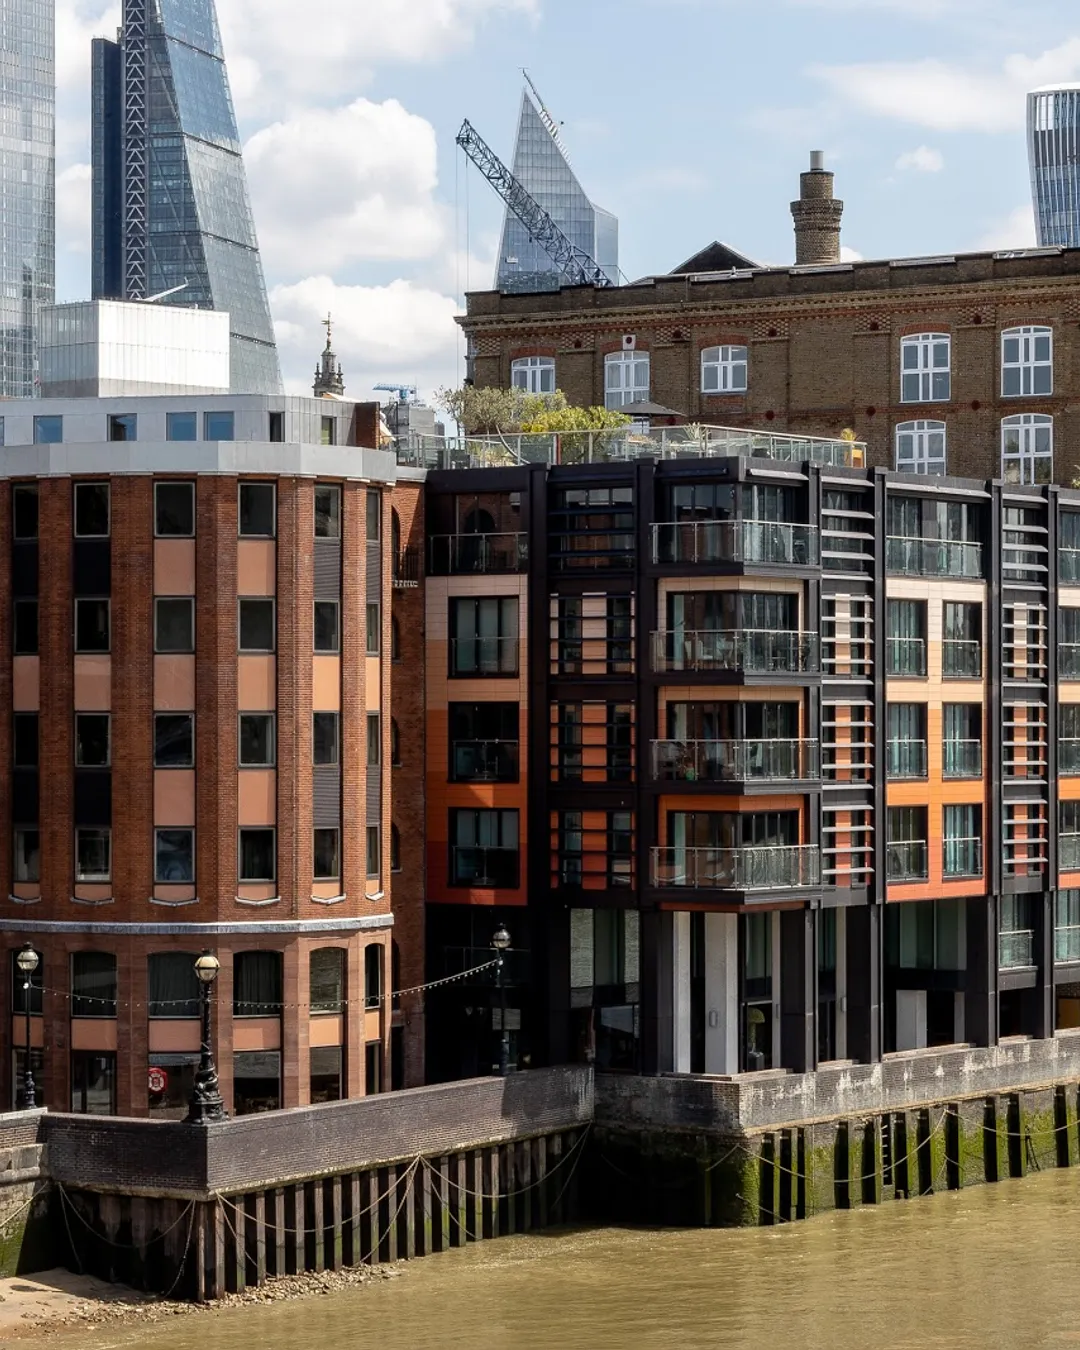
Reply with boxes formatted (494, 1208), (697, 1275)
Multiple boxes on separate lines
(392, 940), (401, 1009)
(391, 824), (402, 872)
(511, 355), (555, 394)
(1002, 413), (1053, 484)
(391, 508), (401, 557)
(310, 947), (345, 1013)
(900, 333), (950, 403)
(1002, 326), (1053, 397)
(71, 951), (117, 1017)
(233, 950), (282, 1016)
(391, 615), (401, 662)
(700, 345), (748, 394)
(391, 718), (401, 766)
(894, 420), (946, 476)
(604, 350), (650, 409)
(364, 944), (383, 1009)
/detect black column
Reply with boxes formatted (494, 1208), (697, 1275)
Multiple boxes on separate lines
(965, 895), (999, 1047)
(846, 904), (881, 1064)
(640, 909), (673, 1074)
(1034, 891), (1054, 1040)
(780, 909), (816, 1072)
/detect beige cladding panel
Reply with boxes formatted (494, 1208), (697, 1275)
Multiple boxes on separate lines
(73, 655), (111, 710)
(153, 539), (196, 596)
(154, 655), (195, 710)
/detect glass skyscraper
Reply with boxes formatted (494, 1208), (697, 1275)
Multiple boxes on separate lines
(495, 87), (618, 294)
(0, 0), (54, 397)
(1028, 84), (1080, 248)
(91, 0), (281, 394)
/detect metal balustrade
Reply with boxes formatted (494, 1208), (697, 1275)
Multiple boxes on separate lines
(999, 929), (1035, 969)
(943, 740), (982, 778)
(886, 739), (928, 779)
(652, 519), (819, 566)
(886, 840), (929, 881)
(651, 844), (821, 891)
(942, 640), (981, 678)
(651, 739), (820, 782)
(651, 629), (819, 674)
(429, 533), (528, 575)
(886, 536), (982, 579)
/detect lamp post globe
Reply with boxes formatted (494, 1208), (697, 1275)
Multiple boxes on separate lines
(492, 926), (511, 952)
(491, 927), (511, 1077)
(185, 950), (228, 1125)
(194, 951), (221, 984)
(16, 944), (38, 1110)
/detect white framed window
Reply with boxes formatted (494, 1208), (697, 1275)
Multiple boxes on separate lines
(900, 333), (950, 403)
(604, 351), (650, 410)
(701, 345), (748, 394)
(894, 420), (946, 476)
(1002, 326), (1053, 397)
(511, 356), (555, 395)
(1001, 413), (1053, 484)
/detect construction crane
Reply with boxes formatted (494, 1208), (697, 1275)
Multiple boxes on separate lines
(455, 119), (613, 290)
(373, 383), (418, 403)
(521, 68), (569, 162)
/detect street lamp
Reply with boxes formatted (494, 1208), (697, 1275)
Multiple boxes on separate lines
(185, 950), (228, 1124)
(492, 926), (511, 1077)
(15, 944), (39, 1110)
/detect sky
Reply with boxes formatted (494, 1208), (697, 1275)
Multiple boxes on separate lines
(53, 0), (1080, 405)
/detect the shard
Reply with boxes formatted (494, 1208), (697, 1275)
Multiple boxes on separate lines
(495, 85), (618, 294)
(91, 0), (282, 394)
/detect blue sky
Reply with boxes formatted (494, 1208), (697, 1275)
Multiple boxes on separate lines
(56, 0), (1080, 401)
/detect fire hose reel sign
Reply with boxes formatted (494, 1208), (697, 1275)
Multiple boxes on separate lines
(148, 1067), (168, 1094)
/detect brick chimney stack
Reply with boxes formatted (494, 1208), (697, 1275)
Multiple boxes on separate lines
(791, 150), (844, 265)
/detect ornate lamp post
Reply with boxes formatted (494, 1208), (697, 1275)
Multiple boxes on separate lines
(16, 944), (39, 1109)
(492, 926), (511, 1077)
(185, 950), (228, 1124)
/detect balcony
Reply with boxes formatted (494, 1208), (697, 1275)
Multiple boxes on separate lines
(393, 547), (422, 588)
(1061, 834), (1080, 870)
(651, 629), (819, 675)
(886, 536), (982, 579)
(1061, 550), (1080, 584)
(450, 636), (519, 677)
(1056, 926), (1080, 962)
(652, 520), (820, 567)
(943, 837), (982, 879)
(943, 640), (982, 679)
(651, 844), (821, 891)
(886, 739), (928, 779)
(999, 929), (1035, 969)
(429, 533), (528, 575)
(1062, 741), (1080, 775)
(450, 846), (519, 888)
(652, 738), (820, 783)
(943, 739), (982, 778)
(885, 637), (927, 677)
(886, 840), (929, 882)
(451, 740), (519, 783)
(1061, 644), (1080, 679)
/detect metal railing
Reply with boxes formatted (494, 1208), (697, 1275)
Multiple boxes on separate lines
(652, 519), (820, 566)
(651, 844), (821, 891)
(1061, 549), (1080, 584)
(943, 837), (982, 878)
(999, 929), (1035, 969)
(885, 637), (927, 677)
(449, 636), (519, 676)
(651, 629), (819, 674)
(943, 739), (982, 778)
(886, 536), (982, 579)
(1061, 740), (1080, 775)
(393, 547), (422, 588)
(886, 739), (927, 779)
(451, 740), (520, 782)
(651, 738), (820, 782)
(1061, 644), (1080, 679)
(429, 533), (528, 575)
(1061, 834), (1080, 870)
(396, 425), (867, 472)
(450, 846), (519, 888)
(886, 840), (929, 882)
(1055, 925), (1080, 962)
(943, 640), (982, 678)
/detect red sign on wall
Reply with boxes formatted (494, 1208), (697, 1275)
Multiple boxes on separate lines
(148, 1067), (168, 1094)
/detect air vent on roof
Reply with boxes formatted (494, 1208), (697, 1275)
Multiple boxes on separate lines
(890, 255), (956, 268)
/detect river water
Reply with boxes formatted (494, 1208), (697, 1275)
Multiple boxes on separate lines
(63, 1169), (1080, 1350)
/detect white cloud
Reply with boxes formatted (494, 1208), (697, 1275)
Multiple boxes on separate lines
(970, 204), (1038, 251)
(812, 37), (1080, 133)
(270, 276), (462, 402)
(245, 99), (446, 275)
(895, 146), (944, 173)
(839, 245), (864, 262)
(56, 164), (91, 255)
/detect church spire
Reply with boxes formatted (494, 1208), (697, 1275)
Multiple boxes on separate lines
(313, 313), (345, 397)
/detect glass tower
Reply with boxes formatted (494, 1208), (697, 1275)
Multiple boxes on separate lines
(1028, 85), (1080, 248)
(91, 0), (282, 394)
(0, 0), (54, 397)
(495, 88), (618, 294)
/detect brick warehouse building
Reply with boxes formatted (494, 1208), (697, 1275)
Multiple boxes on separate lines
(0, 394), (405, 1115)
(413, 425), (1080, 1082)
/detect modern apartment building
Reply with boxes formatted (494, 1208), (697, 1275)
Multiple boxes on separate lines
(0, 395), (397, 1115)
(1028, 84), (1080, 248)
(409, 423), (1080, 1081)
(91, 0), (282, 394)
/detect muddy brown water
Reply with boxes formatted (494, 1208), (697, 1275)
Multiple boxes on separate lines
(54, 1168), (1080, 1349)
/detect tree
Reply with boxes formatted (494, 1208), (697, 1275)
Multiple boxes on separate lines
(436, 385), (629, 437)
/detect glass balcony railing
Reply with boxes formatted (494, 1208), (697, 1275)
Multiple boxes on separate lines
(885, 637), (927, 677)
(942, 640), (982, 678)
(1061, 741), (1080, 775)
(999, 929), (1035, 969)
(1055, 926), (1080, 962)
(886, 840), (929, 882)
(451, 740), (520, 782)
(651, 629), (820, 674)
(651, 844), (821, 891)
(1061, 834), (1080, 870)
(450, 846), (519, 888)
(886, 739), (928, 779)
(943, 837), (982, 878)
(652, 738), (820, 782)
(886, 536), (982, 579)
(429, 533), (528, 575)
(943, 739), (982, 778)
(450, 636), (519, 677)
(1061, 549), (1080, 584)
(652, 520), (820, 566)
(1061, 644), (1080, 679)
